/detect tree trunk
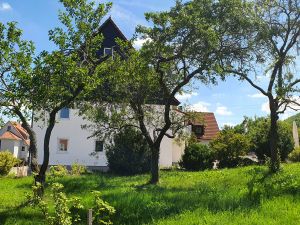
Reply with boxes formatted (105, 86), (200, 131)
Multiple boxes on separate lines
(27, 128), (39, 173)
(150, 146), (160, 184)
(13, 108), (39, 173)
(269, 100), (280, 173)
(35, 112), (56, 187)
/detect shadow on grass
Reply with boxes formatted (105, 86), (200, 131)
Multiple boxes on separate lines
(4, 167), (300, 225)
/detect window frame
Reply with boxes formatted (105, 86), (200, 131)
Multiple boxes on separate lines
(95, 140), (104, 153)
(58, 138), (69, 153)
(192, 125), (205, 137)
(103, 47), (114, 58)
(60, 107), (70, 119)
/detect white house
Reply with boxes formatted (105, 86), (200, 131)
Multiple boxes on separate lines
(31, 18), (220, 170)
(0, 121), (29, 160)
(33, 108), (188, 169)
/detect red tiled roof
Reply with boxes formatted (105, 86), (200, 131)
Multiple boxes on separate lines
(0, 131), (22, 141)
(12, 122), (28, 140)
(5, 121), (30, 146)
(190, 112), (220, 140)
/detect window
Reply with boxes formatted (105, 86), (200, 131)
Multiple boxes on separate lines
(7, 126), (11, 131)
(104, 47), (113, 57)
(95, 140), (104, 152)
(59, 139), (68, 151)
(21, 146), (25, 151)
(192, 125), (204, 137)
(60, 107), (70, 119)
(0, 140), (2, 148)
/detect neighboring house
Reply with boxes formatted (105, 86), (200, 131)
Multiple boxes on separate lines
(189, 112), (220, 144)
(0, 121), (29, 161)
(32, 18), (220, 169)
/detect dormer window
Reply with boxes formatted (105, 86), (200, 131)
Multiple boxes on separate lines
(7, 126), (11, 131)
(104, 47), (113, 57)
(192, 125), (204, 137)
(60, 108), (70, 119)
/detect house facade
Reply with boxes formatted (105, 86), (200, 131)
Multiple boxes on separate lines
(0, 121), (29, 161)
(31, 18), (219, 169)
(33, 108), (188, 169)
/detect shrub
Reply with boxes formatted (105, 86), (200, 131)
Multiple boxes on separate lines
(179, 143), (213, 171)
(209, 128), (251, 168)
(0, 151), (20, 176)
(49, 165), (69, 177)
(27, 183), (115, 225)
(106, 127), (151, 175)
(92, 191), (116, 225)
(71, 163), (87, 175)
(288, 147), (300, 162)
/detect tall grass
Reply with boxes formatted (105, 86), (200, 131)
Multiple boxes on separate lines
(1, 164), (300, 224)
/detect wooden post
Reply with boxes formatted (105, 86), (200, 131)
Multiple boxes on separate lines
(88, 209), (93, 225)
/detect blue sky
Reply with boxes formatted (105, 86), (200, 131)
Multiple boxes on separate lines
(0, 0), (299, 128)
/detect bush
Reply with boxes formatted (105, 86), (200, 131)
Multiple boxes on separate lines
(209, 128), (251, 168)
(106, 127), (151, 175)
(0, 151), (20, 176)
(71, 163), (87, 175)
(179, 143), (213, 171)
(49, 165), (69, 177)
(288, 147), (300, 162)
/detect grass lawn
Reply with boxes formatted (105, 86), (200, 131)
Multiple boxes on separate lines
(2, 164), (300, 224)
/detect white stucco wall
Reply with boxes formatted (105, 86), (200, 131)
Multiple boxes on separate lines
(33, 108), (186, 168)
(0, 122), (29, 160)
(0, 139), (16, 155)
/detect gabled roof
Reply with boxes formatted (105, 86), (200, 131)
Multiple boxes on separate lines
(0, 121), (30, 146)
(189, 112), (219, 140)
(0, 131), (22, 141)
(99, 17), (127, 41)
(11, 122), (28, 140)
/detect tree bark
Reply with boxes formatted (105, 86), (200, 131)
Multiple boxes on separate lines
(269, 99), (280, 173)
(13, 108), (39, 173)
(150, 146), (160, 184)
(35, 111), (56, 186)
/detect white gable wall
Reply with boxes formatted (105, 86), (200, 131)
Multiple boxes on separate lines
(33, 108), (186, 168)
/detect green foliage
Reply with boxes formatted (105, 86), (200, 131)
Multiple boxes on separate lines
(71, 163), (87, 175)
(288, 147), (300, 162)
(0, 151), (21, 176)
(49, 165), (69, 178)
(209, 128), (251, 168)
(5, 165), (300, 224)
(106, 127), (151, 175)
(285, 113), (300, 127)
(92, 191), (116, 225)
(27, 182), (84, 225)
(179, 143), (214, 171)
(244, 117), (293, 161)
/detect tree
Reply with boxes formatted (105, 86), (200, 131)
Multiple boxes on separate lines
(240, 117), (293, 161)
(33, 0), (112, 185)
(83, 0), (254, 184)
(106, 127), (151, 175)
(219, 0), (300, 172)
(0, 22), (39, 172)
(209, 127), (251, 168)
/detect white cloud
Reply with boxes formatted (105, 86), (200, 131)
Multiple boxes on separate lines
(110, 4), (147, 27)
(248, 93), (265, 98)
(176, 92), (198, 102)
(0, 2), (12, 11)
(133, 37), (151, 49)
(261, 102), (269, 113)
(215, 106), (233, 116)
(189, 101), (211, 112)
(262, 96), (300, 115)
